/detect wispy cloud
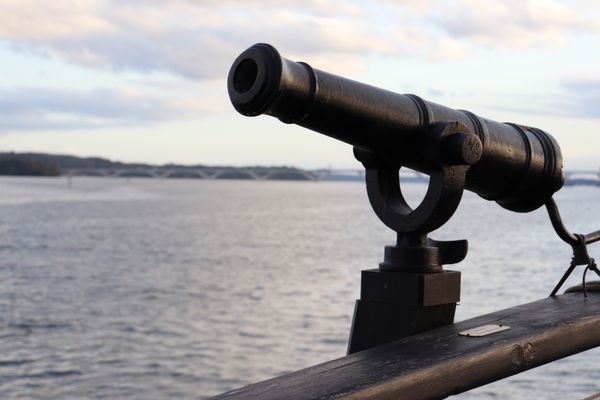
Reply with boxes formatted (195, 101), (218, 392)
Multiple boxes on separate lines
(1, 0), (599, 136)
(491, 76), (600, 119)
(0, 1), (396, 78)
(0, 86), (205, 132)
(556, 77), (600, 118)
(432, 0), (599, 49)
(3, 1), (597, 80)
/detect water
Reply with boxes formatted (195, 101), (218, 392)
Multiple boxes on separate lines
(0, 176), (599, 399)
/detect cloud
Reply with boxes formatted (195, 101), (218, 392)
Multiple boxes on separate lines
(0, 86), (206, 132)
(556, 78), (600, 118)
(492, 76), (600, 119)
(0, 1), (517, 80)
(0, 0), (598, 80)
(432, 0), (599, 49)
(0, 1), (398, 79)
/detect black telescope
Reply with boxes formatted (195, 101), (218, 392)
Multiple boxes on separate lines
(225, 43), (600, 360)
(223, 43), (600, 377)
(228, 43), (564, 213)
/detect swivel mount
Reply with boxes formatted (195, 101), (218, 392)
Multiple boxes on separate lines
(354, 121), (482, 273)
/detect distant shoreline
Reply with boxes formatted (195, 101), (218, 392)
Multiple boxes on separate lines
(1, 152), (596, 186)
(0, 151), (373, 182)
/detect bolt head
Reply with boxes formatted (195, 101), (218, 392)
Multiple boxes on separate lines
(445, 132), (482, 165)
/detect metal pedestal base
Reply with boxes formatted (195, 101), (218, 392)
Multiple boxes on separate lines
(348, 268), (461, 354)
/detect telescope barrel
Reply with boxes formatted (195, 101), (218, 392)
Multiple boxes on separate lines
(227, 43), (564, 212)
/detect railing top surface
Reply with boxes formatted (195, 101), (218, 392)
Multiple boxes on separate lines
(212, 291), (600, 400)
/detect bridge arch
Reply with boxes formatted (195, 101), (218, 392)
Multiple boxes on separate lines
(113, 169), (156, 178)
(161, 170), (208, 179)
(211, 169), (257, 180)
(263, 170), (316, 181)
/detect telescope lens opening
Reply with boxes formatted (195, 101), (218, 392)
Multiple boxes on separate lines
(233, 59), (259, 94)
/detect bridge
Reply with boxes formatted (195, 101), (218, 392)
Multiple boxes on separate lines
(63, 167), (599, 185)
(564, 170), (600, 187)
(63, 167), (371, 181)
(65, 167), (320, 180)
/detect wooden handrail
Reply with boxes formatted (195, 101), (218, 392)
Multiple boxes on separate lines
(212, 291), (600, 400)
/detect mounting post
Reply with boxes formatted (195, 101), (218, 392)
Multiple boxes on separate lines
(348, 122), (479, 354)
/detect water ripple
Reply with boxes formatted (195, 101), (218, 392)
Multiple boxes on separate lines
(0, 178), (597, 399)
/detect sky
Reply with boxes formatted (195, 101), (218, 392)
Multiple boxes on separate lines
(0, 0), (599, 170)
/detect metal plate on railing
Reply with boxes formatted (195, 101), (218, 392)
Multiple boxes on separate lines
(459, 324), (511, 337)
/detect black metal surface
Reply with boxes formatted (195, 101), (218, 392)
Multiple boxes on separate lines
(566, 280), (600, 293)
(352, 125), (470, 271)
(228, 43), (565, 213)
(352, 122), (474, 238)
(348, 301), (456, 355)
(545, 198), (600, 246)
(545, 198), (600, 296)
(586, 230), (600, 245)
(545, 198), (580, 245)
(347, 270), (460, 354)
(211, 291), (600, 400)
(358, 269), (461, 306)
(349, 124), (468, 351)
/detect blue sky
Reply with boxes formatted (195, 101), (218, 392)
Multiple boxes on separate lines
(0, 0), (599, 169)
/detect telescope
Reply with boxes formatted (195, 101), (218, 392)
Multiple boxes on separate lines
(228, 43), (564, 214)
(227, 43), (600, 354)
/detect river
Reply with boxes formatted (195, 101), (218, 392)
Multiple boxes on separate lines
(0, 176), (599, 399)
